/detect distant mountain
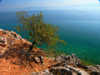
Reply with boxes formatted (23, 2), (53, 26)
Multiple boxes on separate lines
(10, 7), (57, 11)
(21, 3), (100, 11)
(0, 3), (100, 12)
(61, 3), (100, 10)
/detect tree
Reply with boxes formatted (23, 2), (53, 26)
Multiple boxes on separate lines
(15, 11), (66, 52)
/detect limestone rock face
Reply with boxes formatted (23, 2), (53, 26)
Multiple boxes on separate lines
(55, 54), (81, 66)
(0, 37), (7, 47)
(65, 54), (81, 66)
(50, 65), (90, 75)
(55, 54), (65, 62)
(88, 65), (100, 72)
(31, 69), (53, 75)
(49, 54), (96, 75)
(66, 66), (89, 75)
(88, 65), (100, 75)
(50, 66), (75, 75)
(55, 54), (89, 70)
(0, 37), (7, 57)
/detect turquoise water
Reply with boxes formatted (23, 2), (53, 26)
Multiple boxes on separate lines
(0, 10), (100, 64)
(47, 20), (100, 64)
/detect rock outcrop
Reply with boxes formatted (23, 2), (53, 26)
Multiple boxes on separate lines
(0, 37), (7, 47)
(88, 65), (100, 75)
(50, 66), (89, 75)
(0, 29), (44, 63)
(48, 54), (100, 75)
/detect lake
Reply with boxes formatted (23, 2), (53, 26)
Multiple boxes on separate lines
(0, 10), (100, 64)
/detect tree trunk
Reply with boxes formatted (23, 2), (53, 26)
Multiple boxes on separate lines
(29, 40), (36, 51)
(26, 40), (36, 61)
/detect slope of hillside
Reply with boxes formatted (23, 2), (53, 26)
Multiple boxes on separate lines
(0, 29), (100, 75)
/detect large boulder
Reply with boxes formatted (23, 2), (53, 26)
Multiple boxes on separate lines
(65, 54), (81, 66)
(54, 54), (89, 70)
(55, 54), (81, 66)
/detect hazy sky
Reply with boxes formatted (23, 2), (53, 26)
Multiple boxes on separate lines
(0, 0), (100, 10)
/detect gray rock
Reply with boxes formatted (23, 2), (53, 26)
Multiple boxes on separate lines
(50, 66), (75, 75)
(65, 54), (88, 70)
(55, 56), (63, 62)
(34, 56), (44, 63)
(60, 54), (66, 59)
(88, 65), (100, 72)
(66, 66), (88, 75)
(31, 69), (53, 75)
(50, 65), (89, 75)
(9, 31), (22, 40)
(55, 54), (65, 62)
(0, 37), (7, 46)
(90, 71), (100, 75)
(65, 54), (81, 66)
(52, 54), (89, 72)
(56, 54), (83, 67)
(39, 56), (44, 63)
(34, 56), (40, 63)
(49, 60), (68, 68)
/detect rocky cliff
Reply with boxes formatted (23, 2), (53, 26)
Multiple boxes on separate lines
(0, 29), (100, 75)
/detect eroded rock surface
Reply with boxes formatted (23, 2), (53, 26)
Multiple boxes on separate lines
(48, 54), (100, 75)
(88, 65), (100, 75)
(0, 37), (7, 47)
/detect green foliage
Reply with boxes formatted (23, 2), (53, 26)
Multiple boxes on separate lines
(15, 11), (66, 49)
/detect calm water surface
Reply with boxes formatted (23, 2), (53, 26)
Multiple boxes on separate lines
(0, 11), (100, 64)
